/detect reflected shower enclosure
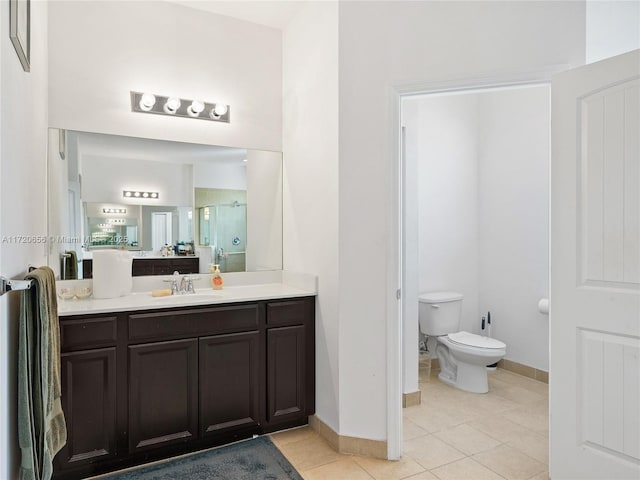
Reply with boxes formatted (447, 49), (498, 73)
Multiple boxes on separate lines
(199, 202), (247, 272)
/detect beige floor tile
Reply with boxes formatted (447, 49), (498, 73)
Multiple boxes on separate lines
(502, 406), (548, 434)
(493, 370), (549, 396)
(434, 423), (502, 456)
(458, 392), (520, 416)
(430, 457), (507, 480)
(403, 417), (429, 441)
(353, 455), (426, 480)
(506, 430), (548, 465)
(403, 435), (466, 470)
(301, 458), (374, 480)
(473, 444), (546, 480)
(493, 385), (546, 406)
(278, 434), (343, 471)
(404, 471), (439, 479)
(528, 471), (549, 480)
(467, 414), (534, 444)
(404, 406), (467, 434)
(270, 425), (317, 447)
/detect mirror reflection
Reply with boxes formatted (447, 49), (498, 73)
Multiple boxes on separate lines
(47, 129), (283, 279)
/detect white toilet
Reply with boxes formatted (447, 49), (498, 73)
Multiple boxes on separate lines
(418, 291), (506, 393)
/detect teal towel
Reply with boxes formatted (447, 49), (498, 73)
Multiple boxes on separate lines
(18, 266), (67, 480)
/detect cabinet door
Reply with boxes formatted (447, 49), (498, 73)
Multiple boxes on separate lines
(57, 348), (117, 467)
(199, 331), (260, 436)
(128, 339), (198, 453)
(267, 325), (306, 424)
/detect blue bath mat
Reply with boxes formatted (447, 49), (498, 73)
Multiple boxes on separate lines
(102, 436), (303, 480)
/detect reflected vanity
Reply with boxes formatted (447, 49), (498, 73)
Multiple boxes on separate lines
(47, 129), (283, 279)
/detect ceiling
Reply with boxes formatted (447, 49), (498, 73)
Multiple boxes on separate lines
(165, 0), (308, 30)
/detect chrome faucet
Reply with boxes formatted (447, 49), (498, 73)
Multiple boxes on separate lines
(170, 271), (181, 295)
(179, 275), (195, 294)
(168, 271), (197, 295)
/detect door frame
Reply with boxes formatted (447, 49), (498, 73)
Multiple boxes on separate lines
(387, 67), (569, 459)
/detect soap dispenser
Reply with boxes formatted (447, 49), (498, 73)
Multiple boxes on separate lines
(210, 264), (223, 290)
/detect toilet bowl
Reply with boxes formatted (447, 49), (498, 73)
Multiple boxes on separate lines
(419, 292), (506, 394)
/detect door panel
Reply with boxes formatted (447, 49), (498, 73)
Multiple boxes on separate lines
(128, 339), (198, 453)
(267, 325), (306, 423)
(58, 348), (117, 466)
(199, 331), (260, 435)
(551, 49), (640, 479)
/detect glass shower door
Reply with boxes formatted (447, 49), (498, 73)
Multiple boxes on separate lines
(214, 203), (246, 272)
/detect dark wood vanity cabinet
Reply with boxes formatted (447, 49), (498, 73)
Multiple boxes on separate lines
(82, 256), (199, 278)
(54, 296), (315, 480)
(128, 339), (199, 453)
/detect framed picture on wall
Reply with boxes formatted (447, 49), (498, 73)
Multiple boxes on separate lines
(10, 0), (30, 72)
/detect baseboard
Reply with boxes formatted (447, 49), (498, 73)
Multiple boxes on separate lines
(498, 359), (548, 384)
(309, 415), (388, 459)
(402, 390), (421, 408)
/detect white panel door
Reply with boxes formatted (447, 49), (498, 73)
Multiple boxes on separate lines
(551, 49), (640, 479)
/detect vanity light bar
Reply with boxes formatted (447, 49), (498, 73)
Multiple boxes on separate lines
(103, 208), (127, 214)
(123, 190), (159, 199)
(107, 218), (126, 224)
(130, 91), (230, 123)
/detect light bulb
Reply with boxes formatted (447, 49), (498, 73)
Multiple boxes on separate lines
(187, 100), (205, 117)
(134, 191), (141, 197)
(213, 103), (228, 117)
(139, 93), (156, 111)
(164, 97), (181, 114)
(150, 192), (158, 198)
(142, 192), (149, 198)
(124, 191), (132, 197)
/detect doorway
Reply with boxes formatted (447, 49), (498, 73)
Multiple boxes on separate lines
(151, 211), (173, 251)
(393, 81), (552, 461)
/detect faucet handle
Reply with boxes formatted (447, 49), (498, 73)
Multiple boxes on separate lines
(185, 276), (196, 294)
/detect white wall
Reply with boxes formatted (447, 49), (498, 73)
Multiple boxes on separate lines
(0, 0), (49, 478)
(586, 1), (640, 64)
(81, 155), (193, 206)
(283, 2), (340, 432)
(477, 86), (550, 371)
(48, 1), (282, 152)
(336, 1), (584, 442)
(416, 94), (480, 334)
(246, 150), (283, 271)
(193, 161), (246, 190)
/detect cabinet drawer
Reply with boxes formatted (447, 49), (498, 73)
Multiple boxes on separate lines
(60, 315), (117, 351)
(266, 299), (309, 327)
(128, 304), (260, 342)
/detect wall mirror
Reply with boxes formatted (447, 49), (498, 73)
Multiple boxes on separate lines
(47, 129), (283, 279)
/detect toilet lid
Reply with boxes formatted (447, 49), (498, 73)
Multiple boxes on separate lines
(447, 331), (505, 349)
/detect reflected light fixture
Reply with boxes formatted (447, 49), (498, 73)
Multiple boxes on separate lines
(103, 208), (127, 214)
(163, 97), (181, 114)
(123, 190), (159, 200)
(139, 93), (156, 111)
(130, 91), (230, 123)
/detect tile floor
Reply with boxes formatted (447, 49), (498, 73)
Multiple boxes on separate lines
(271, 367), (549, 480)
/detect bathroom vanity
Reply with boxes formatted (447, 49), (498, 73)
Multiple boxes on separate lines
(81, 256), (199, 278)
(53, 285), (315, 480)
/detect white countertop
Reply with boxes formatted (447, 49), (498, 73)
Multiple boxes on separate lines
(56, 271), (317, 316)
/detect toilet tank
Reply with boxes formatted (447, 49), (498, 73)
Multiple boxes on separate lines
(418, 291), (463, 336)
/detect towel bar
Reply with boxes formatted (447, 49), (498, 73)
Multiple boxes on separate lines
(0, 276), (33, 296)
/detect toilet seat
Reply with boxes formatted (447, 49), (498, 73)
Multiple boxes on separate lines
(447, 331), (505, 350)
